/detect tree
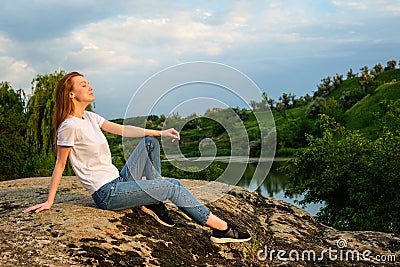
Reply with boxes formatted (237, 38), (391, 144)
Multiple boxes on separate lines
(385, 60), (397, 70)
(373, 63), (384, 74)
(279, 93), (290, 107)
(276, 102), (286, 118)
(346, 68), (356, 80)
(305, 97), (324, 119)
(360, 66), (369, 76)
(267, 97), (275, 109)
(260, 92), (268, 111)
(26, 71), (66, 156)
(314, 76), (332, 97)
(333, 73), (343, 89)
(284, 114), (400, 234)
(0, 82), (28, 180)
(250, 100), (258, 110)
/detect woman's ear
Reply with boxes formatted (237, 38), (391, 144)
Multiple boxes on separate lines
(69, 92), (75, 99)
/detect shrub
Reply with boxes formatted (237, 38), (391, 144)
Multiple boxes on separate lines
(283, 114), (400, 233)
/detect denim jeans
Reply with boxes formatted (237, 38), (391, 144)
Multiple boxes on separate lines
(92, 136), (211, 225)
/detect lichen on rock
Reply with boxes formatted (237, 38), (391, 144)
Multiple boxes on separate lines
(1, 176), (399, 266)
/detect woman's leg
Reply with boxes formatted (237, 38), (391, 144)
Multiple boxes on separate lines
(107, 178), (211, 225)
(119, 136), (162, 181)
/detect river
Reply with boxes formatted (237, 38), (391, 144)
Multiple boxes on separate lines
(163, 157), (324, 216)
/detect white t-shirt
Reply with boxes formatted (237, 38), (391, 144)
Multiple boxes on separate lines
(57, 111), (119, 194)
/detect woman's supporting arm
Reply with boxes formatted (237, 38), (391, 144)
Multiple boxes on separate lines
(23, 146), (71, 213)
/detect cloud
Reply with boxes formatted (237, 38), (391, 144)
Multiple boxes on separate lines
(0, 56), (36, 92)
(0, 0), (125, 41)
(0, 0), (399, 118)
(331, 0), (400, 14)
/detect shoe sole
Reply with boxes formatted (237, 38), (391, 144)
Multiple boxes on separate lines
(210, 236), (251, 243)
(140, 206), (175, 227)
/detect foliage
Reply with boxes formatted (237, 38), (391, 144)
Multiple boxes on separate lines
(284, 114), (400, 234)
(26, 71), (66, 156)
(162, 160), (224, 181)
(0, 82), (28, 180)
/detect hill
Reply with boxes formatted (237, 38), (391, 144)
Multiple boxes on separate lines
(114, 68), (400, 159)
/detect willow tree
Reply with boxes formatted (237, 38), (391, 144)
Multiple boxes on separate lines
(26, 70), (66, 156)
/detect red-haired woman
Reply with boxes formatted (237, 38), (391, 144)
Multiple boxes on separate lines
(23, 72), (250, 243)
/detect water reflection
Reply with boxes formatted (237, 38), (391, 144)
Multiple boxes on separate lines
(218, 160), (324, 216)
(162, 158), (324, 216)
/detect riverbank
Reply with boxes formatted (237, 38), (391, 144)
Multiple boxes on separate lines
(161, 155), (292, 163)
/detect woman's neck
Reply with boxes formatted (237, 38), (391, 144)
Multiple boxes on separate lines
(72, 102), (89, 119)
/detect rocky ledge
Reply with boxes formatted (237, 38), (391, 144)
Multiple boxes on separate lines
(1, 176), (399, 266)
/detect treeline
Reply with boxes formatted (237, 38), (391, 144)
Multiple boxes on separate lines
(1, 60), (399, 180)
(248, 59), (400, 155)
(0, 71), (79, 180)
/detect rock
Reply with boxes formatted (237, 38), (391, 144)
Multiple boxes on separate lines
(0, 176), (399, 266)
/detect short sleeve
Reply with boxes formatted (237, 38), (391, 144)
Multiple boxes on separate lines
(57, 121), (76, 147)
(85, 111), (105, 127)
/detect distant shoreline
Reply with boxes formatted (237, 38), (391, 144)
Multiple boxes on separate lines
(161, 156), (291, 163)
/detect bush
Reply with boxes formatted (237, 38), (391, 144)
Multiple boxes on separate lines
(162, 160), (224, 181)
(283, 114), (400, 234)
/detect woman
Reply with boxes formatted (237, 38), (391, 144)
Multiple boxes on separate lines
(23, 71), (250, 244)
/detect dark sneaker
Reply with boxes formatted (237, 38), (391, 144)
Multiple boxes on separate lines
(141, 202), (175, 227)
(210, 224), (251, 243)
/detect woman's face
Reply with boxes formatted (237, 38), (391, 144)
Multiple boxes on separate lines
(70, 76), (95, 103)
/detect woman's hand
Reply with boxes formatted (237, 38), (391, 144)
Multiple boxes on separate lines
(23, 201), (52, 213)
(161, 128), (180, 142)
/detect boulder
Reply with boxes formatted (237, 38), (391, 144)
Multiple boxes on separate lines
(0, 176), (399, 266)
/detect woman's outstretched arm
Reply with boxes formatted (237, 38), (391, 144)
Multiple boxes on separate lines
(23, 146), (71, 213)
(101, 120), (180, 141)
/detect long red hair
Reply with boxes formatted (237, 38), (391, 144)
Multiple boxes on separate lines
(53, 71), (83, 141)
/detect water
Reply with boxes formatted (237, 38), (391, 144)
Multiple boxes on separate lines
(163, 157), (324, 216)
(234, 160), (324, 216)
(208, 159), (324, 216)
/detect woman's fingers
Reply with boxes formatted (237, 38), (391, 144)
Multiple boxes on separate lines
(22, 204), (40, 213)
(162, 128), (180, 142)
(23, 202), (51, 213)
(170, 128), (180, 140)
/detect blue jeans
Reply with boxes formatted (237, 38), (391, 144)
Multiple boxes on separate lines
(92, 136), (211, 225)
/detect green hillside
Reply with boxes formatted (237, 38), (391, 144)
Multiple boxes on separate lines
(271, 68), (400, 153)
(112, 65), (400, 159)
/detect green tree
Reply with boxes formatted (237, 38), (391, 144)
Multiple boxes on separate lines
(314, 76), (332, 97)
(0, 82), (28, 180)
(346, 68), (356, 79)
(373, 63), (384, 74)
(333, 73), (343, 89)
(385, 60), (397, 70)
(305, 97), (324, 119)
(284, 114), (400, 234)
(26, 71), (66, 156)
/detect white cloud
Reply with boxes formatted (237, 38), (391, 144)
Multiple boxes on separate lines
(57, 9), (256, 73)
(0, 1), (399, 118)
(331, 0), (400, 14)
(0, 56), (36, 92)
(331, 0), (368, 9)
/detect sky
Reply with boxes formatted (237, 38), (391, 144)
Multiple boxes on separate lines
(1, 0), (400, 119)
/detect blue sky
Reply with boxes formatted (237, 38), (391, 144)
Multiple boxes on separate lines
(1, 0), (399, 119)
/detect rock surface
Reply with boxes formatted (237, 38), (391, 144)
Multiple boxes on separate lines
(0, 176), (399, 266)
